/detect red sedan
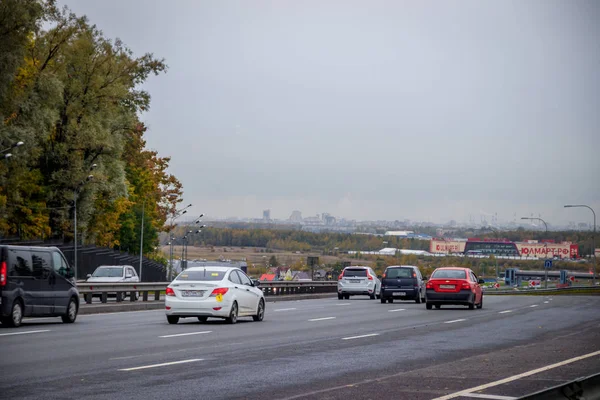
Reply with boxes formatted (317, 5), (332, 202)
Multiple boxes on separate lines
(425, 267), (484, 310)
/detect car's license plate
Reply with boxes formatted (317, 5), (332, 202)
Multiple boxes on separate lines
(349, 279), (361, 283)
(440, 285), (455, 289)
(393, 292), (406, 296)
(182, 290), (203, 297)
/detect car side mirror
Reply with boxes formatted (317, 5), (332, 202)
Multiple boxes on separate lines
(478, 279), (485, 284)
(86, 274), (92, 279)
(423, 276), (428, 281)
(126, 273), (133, 279)
(253, 279), (261, 287)
(377, 275), (382, 279)
(65, 269), (74, 279)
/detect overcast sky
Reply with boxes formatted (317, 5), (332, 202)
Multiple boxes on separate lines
(58, 0), (600, 226)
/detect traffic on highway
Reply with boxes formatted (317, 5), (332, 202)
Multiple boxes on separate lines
(1, 293), (599, 400)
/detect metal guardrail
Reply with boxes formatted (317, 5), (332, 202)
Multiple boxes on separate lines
(484, 286), (600, 295)
(76, 281), (338, 304)
(518, 371), (600, 399)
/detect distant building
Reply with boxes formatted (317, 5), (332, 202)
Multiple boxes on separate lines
(289, 210), (303, 223)
(263, 209), (271, 221)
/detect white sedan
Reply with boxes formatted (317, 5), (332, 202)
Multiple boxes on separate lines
(165, 266), (265, 324)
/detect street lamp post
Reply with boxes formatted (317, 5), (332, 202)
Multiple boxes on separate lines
(564, 205), (597, 286)
(73, 167), (96, 280)
(167, 203), (192, 279)
(521, 217), (549, 288)
(0, 141), (24, 155)
(138, 197), (146, 282)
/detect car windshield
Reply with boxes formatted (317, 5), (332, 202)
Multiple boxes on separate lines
(432, 269), (467, 279)
(92, 267), (123, 277)
(386, 268), (414, 278)
(344, 268), (367, 277)
(176, 270), (226, 281)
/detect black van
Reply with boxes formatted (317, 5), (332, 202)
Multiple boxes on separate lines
(0, 245), (80, 327)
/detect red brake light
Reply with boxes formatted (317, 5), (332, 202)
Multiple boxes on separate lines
(461, 282), (471, 290)
(426, 281), (433, 289)
(382, 273), (386, 279)
(367, 272), (374, 280)
(0, 261), (6, 287)
(338, 273), (343, 280)
(166, 287), (175, 296)
(210, 288), (229, 297)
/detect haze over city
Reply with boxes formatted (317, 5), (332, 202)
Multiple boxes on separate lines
(59, 0), (600, 224)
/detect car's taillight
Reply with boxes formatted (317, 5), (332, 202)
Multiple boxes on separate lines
(166, 287), (175, 296)
(461, 282), (472, 290)
(338, 273), (343, 280)
(210, 288), (229, 297)
(0, 261), (6, 287)
(426, 281), (433, 289)
(367, 272), (374, 280)
(382, 273), (387, 279)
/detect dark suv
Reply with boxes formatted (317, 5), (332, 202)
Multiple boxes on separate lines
(0, 245), (80, 327)
(380, 265), (426, 304)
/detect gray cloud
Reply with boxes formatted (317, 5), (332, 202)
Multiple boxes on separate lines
(59, 0), (600, 224)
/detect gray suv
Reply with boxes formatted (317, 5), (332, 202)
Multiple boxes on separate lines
(380, 265), (426, 304)
(0, 245), (80, 327)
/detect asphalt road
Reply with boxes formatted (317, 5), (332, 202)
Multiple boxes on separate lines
(1, 295), (599, 400)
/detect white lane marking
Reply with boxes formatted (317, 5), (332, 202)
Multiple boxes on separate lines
(388, 309), (406, 312)
(431, 350), (600, 400)
(308, 317), (336, 322)
(0, 329), (51, 337)
(499, 310), (513, 314)
(273, 308), (297, 312)
(530, 305), (538, 308)
(544, 301), (549, 304)
(79, 309), (164, 317)
(22, 317), (58, 322)
(159, 331), (211, 338)
(444, 319), (466, 324)
(119, 358), (203, 371)
(342, 333), (379, 340)
(110, 355), (140, 360)
(462, 394), (517, 400)
(335, 303), (351, 306)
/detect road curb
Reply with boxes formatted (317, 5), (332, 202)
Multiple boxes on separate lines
(78, 293), (337, 315)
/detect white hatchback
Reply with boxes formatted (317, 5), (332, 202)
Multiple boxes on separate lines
(165, 266), (265, 324)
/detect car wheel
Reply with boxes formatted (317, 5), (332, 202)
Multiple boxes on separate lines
(435, 304), (441, 309)
(338, 293), (343, 300)
(198, 316), (208, 322)
(477, 295), (483, 309)
(426, 302), (432, 310)
(380, 297), (386, 304)
(61, 298), (78, 323)
(388, 298), (394, 303)
(415, 293), (422, 304)
(370, 292), (376, 300)
(226, 301), (238, 324)
(2, 300), (23, 327)
(253, 299), (265, 322)
(468, 301), (475, 310)
(167, 315), (179, 324)
(344, 294), (350, 300)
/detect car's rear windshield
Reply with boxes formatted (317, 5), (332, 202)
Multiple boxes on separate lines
(432, 269), (466, 279)
(176, 270), (226, 281)
(386, 268), (414, 278)
(343, 268), (367, 277)
(92, 267), (123, 277)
